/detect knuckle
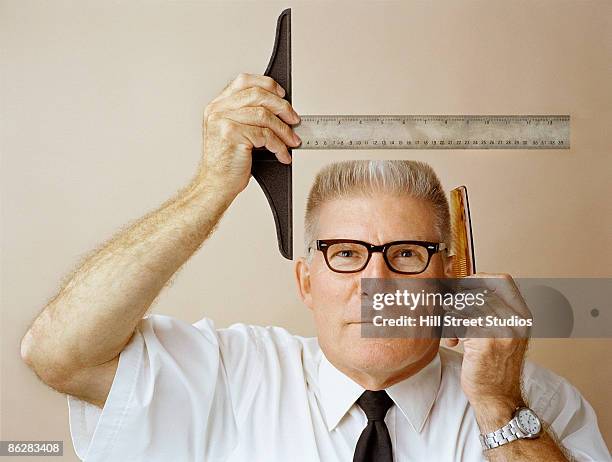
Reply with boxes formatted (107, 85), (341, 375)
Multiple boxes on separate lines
(249, 86), (265, 99)
(203, 104), (214, 120)
(263, 75), (276, 87)
(236, 72), (249, 84)
(261, 127), (273, 139)
(282, 121), (293, 136)
(206, 109), (222, 123)
(218, 118), (235, 137)
(253, 106), (268, 120)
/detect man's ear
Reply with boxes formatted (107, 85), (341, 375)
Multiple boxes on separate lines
(443, 253), (455, 278)
(294, 257), (314, 310)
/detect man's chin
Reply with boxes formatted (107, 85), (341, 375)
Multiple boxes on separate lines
(347, 345), (410, 376)
(347, 335), (407, 360)
(345, 321), (399, 339)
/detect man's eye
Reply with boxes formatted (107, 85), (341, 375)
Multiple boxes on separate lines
(395, 249), (419, 258)
(391, 248), (425, 261)
(336, 250), (354, 258)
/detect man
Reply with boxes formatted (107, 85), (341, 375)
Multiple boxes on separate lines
(21, 73), (610, 461)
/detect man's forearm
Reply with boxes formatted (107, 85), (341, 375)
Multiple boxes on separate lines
(21, 176), (234, 383)
(483, 431), (570, 462)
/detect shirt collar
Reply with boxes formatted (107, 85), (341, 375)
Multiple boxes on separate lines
(318, 350), (442, 433)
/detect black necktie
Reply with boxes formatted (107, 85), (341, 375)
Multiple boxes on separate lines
(353, 390), (394, 462)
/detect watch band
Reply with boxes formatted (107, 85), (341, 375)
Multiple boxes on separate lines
(479, 416), (526, 450)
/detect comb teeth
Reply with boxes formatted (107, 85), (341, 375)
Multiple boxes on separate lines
(453, 258), (469, 277)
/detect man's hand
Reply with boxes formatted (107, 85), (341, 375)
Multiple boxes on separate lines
(199, 72), (301, 200)
(442, 274), (570, 460)
(442, 273), (531, 430)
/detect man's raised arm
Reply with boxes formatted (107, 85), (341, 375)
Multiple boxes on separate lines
(20, 73), (301, 408)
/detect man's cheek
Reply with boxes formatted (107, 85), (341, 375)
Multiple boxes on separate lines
(311, 276), (346, 302)
(310, 299), (342, 327)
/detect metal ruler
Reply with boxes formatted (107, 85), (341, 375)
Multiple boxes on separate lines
(294, 115), (570, 150)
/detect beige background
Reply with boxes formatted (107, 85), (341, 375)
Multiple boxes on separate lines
(2, 1), (611, 460)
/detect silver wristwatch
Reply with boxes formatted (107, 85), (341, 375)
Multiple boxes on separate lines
(479, 406), (543, 451)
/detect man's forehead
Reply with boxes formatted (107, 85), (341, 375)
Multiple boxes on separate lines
(315, 194), (438, 241)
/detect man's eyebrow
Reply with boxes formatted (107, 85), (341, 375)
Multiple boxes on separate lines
(410, 236), (440, 242)
(318, 236), (440, 242)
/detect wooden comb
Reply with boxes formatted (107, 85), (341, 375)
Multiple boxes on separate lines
(449, 186), (476, 277)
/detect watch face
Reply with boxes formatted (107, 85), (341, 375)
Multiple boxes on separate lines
(517, 408), (542, 435)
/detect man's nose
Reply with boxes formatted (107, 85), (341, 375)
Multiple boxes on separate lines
(361, 252), (393, 279)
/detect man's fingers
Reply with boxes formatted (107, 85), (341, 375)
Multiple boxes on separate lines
(453, 273), (531, 318)
(456, 273), (519, 298)
(206, 111), (292, 164)
(208, 86), (299, 126)
(213, 73), (286, 103)
(482, 290), (531, 338)
(222, 107), (300, 150)
(241, 124), (292, 164)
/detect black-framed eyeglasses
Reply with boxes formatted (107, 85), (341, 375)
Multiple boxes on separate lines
(315, 239), (448, 275)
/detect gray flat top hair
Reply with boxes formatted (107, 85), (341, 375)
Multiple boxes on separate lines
(303, 160), (451, 262)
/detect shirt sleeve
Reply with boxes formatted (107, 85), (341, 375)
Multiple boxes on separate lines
(66, 314), (263, 462)
(524, 361), (611, 462)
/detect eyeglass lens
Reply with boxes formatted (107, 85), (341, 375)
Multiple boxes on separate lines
(325, 242), (430, 273)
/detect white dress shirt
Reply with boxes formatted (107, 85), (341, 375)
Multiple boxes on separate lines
(67, 314), (611, 461)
